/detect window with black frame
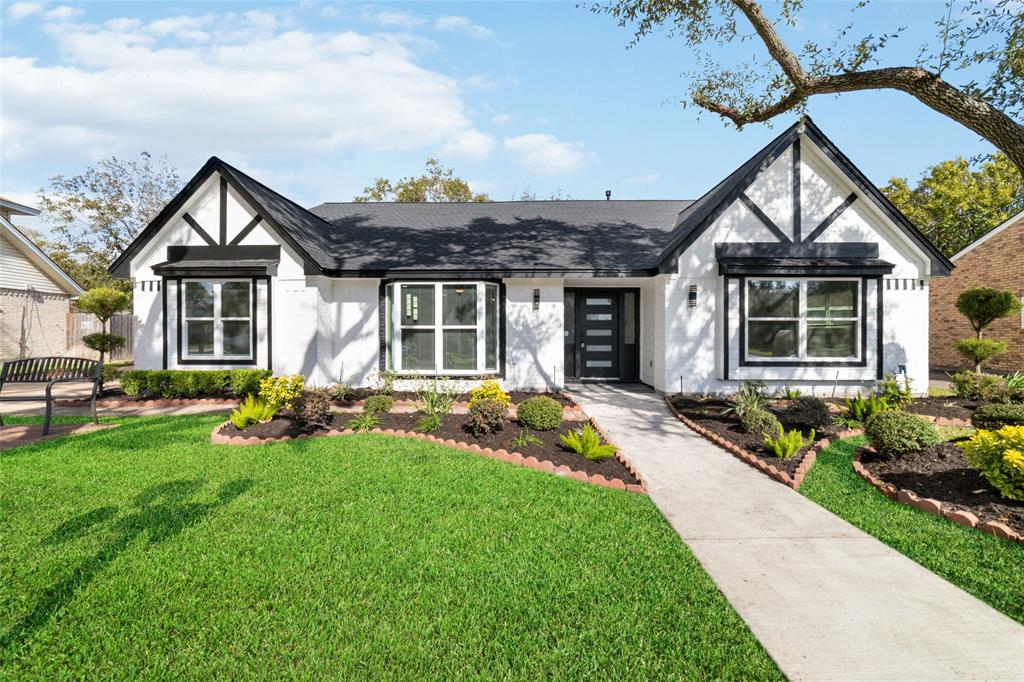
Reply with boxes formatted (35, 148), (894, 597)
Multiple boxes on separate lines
(745, 278), (859, 362)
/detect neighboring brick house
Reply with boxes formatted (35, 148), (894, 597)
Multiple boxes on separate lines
(0, 197), (84, 361)
(929, 210), (1024, 373)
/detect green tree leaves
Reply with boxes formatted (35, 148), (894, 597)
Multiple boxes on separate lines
(353, 159), (489, 203)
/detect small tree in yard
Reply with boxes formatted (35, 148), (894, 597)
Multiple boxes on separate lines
(77, 287), (131, 364)
(954, 288), (1022, 372)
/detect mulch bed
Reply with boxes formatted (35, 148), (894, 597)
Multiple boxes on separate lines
(906, 397), (986, 421)
(861, 443), (1024, 538)
(219, 411), (637, 485)
(667, 395), (832, 476)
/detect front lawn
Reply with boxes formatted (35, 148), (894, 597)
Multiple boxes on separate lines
(800, 437), (1024, 624)
(0, 415), (780, 679)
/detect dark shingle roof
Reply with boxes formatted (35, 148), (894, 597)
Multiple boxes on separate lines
(304, 200), (692, 275)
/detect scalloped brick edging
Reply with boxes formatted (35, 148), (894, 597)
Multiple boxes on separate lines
(664, 396), (842, 489)
(852, 447), (1024, 545)
(210, 421), (647, 495)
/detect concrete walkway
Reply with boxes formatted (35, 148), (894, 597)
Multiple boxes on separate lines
(567, 383), (1024, 682)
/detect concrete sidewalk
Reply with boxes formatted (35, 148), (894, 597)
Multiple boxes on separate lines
(0, 382), (234, 420)
(568, 383), (1024, 682)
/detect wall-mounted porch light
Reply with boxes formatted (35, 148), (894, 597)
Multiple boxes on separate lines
(687, 285), (698, 309)
(533, 288), (540, 311)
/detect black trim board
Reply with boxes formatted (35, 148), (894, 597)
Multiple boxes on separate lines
(876, 277), (884, 380)
(182, 213), (217, 247)
(161, 278), (168, 369)
(738, 193), (791, 243)
(792, 140), (801, 242)
(230, 215), (263, 246)
(804, 193), (858, 243)
(219, 177), (228, 245)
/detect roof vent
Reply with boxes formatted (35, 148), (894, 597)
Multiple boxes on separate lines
(605, 190), (611, 201)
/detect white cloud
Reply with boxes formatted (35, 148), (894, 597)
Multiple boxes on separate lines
(463, 74), (496, 91)
(361, 9), (423, 28)
(434, 15), (494, 39)
(442, 129), (495, 159)
(45, 5), (83, 22)
(491, 113), (512, 125)
(1, 11), (487, 167)
(7, 1), (43, 20)
(504, 134), (585, 175)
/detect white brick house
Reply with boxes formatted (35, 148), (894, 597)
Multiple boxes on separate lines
(109, 118), (952, 395)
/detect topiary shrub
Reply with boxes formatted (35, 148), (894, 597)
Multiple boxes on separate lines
(467, 398), (507, 435)
(468, 379), (510, 407)
(971, 403), (1024, 431)
(230, 369), (271, 398)
(295, 388), (333, 431)
(950, 371), (1011, 402)
(517, 395), (563, 431)
(960, 426), (1024, 501)
(259, 374), (305, 411)
(781, 396), (832, 430)
(955, 339), (1008, 373)
(740, 407), (781, 437)
(864, 410), (940, 458)
(363, 394), (394, 415)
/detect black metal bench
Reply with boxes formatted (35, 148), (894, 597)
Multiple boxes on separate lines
(0, 357), (102, 435)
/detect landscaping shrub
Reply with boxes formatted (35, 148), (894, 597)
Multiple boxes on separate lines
(347, 413), (381, 432)
(363, 394), (394, 415)
(119, 369), (270, 399)
(415, 414), (442, 433)
(955, 339), (1008, 373)
(950, 371), (1011, 402)
(468, 379), (510, 407)
(372, 369), (397, 395)
(467, 398), (507, 435)
(971, 403), (1024, 431)
(844, 393), (889, 423)
(739, 407), (781, 437)
(231, 369), (271, 398)
(780, 386), (802, 400)
(560, 422), (617, 462)
(517, 395), (563, 431)
(295, 388), (333, 431)
(762, 423), (814, 459)
(876, 373), (912, 408)
(230, 395), (278, 429)
(864, 410), (940, 457)
(730, 380), (767, 419)
(259, 375), (306, 411)
(781, 396), (832, 430)
(330, 383), (352, 402)
(509, 430), (543, 450)
(418, 379), (459, 417)
(101, 364), (124, 386)
(959, 426), (1024, 501)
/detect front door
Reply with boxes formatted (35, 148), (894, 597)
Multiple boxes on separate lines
(564, 289), (638, 381)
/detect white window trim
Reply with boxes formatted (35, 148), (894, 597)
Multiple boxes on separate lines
(744, 277), (861, 363)
(390, 281), (499, 375)
(182, 279), (253, 361)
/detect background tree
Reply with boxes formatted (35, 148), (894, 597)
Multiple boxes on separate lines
(596, 0), (1024, 175)
(77, 287), (131, 366)
(882, 153), (1024, 255)
(354, 159), (490, 202)
(37, 152), (181, 293)
(954, 287), (1022, 372)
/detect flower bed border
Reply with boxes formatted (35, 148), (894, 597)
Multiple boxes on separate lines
(210, 418), (648, 495)
(664, 395), (856, 489)
(852, 446), (1024, 545)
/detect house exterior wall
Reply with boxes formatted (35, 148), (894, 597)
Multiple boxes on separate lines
(504, 278), (563, 390)
(0, 288), (71, 360)
(929, 217), (1023, 372)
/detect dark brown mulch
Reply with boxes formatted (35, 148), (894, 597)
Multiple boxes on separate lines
(861, 443), (1024, 537)
(336, 389), (576, 407)
(219, 410), (635, 484)
(906, 397), (986, 421)
(668, 395), (834, 476)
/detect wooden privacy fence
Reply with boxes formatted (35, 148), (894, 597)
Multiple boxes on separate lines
(66, 313), (134, 361)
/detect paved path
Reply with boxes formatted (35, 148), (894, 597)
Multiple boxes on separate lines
(0, 382), (234, 421)
(567, 383), (1024, 682)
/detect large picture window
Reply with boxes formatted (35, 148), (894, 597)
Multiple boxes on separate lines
(183, 279), (253, 360)
(745, 278), (860, 362)
(389, 282), (500, 374)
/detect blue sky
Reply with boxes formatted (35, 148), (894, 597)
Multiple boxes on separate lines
(1, 0), (998, 231)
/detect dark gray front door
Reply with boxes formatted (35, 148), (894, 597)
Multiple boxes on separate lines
(578, 292), (620, 379)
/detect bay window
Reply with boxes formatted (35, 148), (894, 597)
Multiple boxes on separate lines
(183, 279), (253, 360)
(745, 278), (860, 362)
(388, 282), (500, 374)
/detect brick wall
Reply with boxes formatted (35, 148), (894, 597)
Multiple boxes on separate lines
(929, 218), (1024, 372)
(0, 288), (72, 361)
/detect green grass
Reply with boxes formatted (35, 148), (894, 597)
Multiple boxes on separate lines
(0, 415), (780, 679)
(800, 437), (1024, 623)
(927, 386), (955, 397)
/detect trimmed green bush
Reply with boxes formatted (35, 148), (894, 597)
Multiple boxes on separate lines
(468, 380), (510, 407)
(950, 371), (1011, 402)
(739, 407), (781, 437)
(971, 403), (1024, 431)
(363, 394), (394, 415)
(517, 396), (563, 431)
(960, 426), (1024, 501)
(781, 396), (832, 430)
(119, 369), (270, 399)
(259, 375), (305, 411)
(864, 410), (940, 457)
(875, 373), (912, 408)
